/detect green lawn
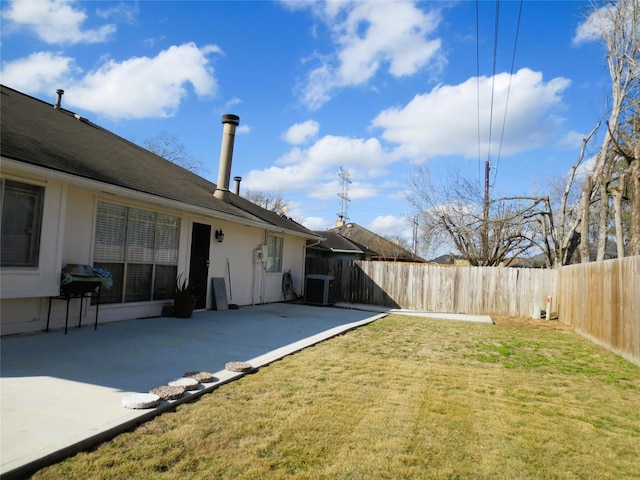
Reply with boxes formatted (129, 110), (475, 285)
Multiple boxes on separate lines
(33, 315), (640, 479)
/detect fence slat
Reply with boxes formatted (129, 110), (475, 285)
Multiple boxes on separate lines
(306, 258), (557, 317)
(558, 256), (640, 365)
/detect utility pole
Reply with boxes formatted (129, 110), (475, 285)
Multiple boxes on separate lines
(337, 167), (352, 225)
(482, 159), (491, 262)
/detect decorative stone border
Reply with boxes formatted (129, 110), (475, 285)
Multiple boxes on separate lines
(168, 377), (200, 390)
(225, 361), (253, 372)
(122, 367), (233, 409)
(184, 371), (216, 383)
(122, 393), (161, 409)
(149, 385), (186, 400)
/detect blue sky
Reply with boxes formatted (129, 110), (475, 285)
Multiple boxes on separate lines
(1, 0), (611, 251)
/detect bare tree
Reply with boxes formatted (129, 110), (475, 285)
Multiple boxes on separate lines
(609, 112), (640, 255)
(242, 190), (289, 214)
(517, 0), (638, 266)
(577, 0), (640, 260)
(406, 164), (542, 266)
(143, 131), (206, 175)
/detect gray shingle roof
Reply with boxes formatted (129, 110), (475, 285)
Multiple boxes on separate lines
(329, 223), (426, 262)
(0, 85), (318, 239)
(309, 230), (375, 254)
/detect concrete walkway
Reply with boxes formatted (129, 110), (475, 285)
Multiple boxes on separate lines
(1, 303), (385, 479)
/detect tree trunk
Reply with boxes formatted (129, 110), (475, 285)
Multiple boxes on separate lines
(629, 159), (640, 256)
(613, 174), (626, 259)
(596, 180), (610, 261)
(580, 177), (592, 263)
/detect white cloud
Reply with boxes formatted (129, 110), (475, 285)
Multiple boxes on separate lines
(3, 43), (219, 119)
(224, 97), (242, 109)
(96, 2), (139, 24)
(72, 43), (220, 119)
(2, 0), (115, 44)
(368, 215), (412, 239)
(293, 1), (443, 110)
(305, 179), (379, 201)
(1, 43), (222, 119)
(372, 68), (571, 160)
(283, 120), (320, 145)
(300, 216), (332, 231)
(0, 51), (78, 93)
(243, 134), (397, 193)
(575, 155), (597, 178)
(556, 130), (586, 149)
(572, 3), (613, 45)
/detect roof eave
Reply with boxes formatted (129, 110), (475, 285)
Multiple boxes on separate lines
(2, 157), (318, 237)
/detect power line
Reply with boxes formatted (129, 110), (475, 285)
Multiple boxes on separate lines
(476, 0), (482, 186)
(493, 0), (523, 187)
(476, 0), (524, 216)
(487, 0), (501, 164)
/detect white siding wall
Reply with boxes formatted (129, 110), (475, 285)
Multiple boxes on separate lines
(1, 169), (66, 335)
(1, 170), (310, 335)
(263, 235), (306, 303)
(205, 221), (266, 307)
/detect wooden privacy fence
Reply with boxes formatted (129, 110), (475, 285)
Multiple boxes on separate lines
(306, 256), (639, 365)
(306, 259), (558, 318)
(558, 256), (640, 366)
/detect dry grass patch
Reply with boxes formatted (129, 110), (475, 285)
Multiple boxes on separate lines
(32, 315), (640, 479)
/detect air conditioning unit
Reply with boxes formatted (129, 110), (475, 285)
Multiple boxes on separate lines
(304, 274), (335, 306)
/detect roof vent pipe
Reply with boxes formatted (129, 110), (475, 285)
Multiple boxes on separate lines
(54, 89), (64, 109)
(213, 114), (240, 203)
(233, 176), (242, 195)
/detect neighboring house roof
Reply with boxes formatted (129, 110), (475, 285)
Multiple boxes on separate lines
(429, 253), (469, 266)
(329, 223), (426, 262)
(429, 254), (455, 265)
(0, 85), (319, 239)
(308, 230), (377, 256)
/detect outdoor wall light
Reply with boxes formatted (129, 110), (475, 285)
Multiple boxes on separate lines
(215, 229), (225, 243)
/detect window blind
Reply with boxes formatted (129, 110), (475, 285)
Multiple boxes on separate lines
(94, 203), (127, 261)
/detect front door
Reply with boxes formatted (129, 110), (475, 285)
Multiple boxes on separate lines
(189, 223), (211, 309)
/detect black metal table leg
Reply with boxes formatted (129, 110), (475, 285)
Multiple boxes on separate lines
(46, 297), (53, 332)
(94, 286), (100, 330)
(64, 297), (70, 335)
(78, 295), (84, 329)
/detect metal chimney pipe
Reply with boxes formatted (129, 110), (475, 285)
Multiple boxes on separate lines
(54, 89), (64, 109)
(233, 176), (242, 195)
(213, 114), (240, 203)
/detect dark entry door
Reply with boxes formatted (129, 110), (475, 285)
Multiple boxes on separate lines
(189, 223), (211, 309)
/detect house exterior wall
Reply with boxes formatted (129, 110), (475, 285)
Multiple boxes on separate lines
(1, 170), (65, 300)
(1, 165), (309, 335)
(1, 167), (66, 335)
(193, 219), (264, 307)
(262, 234), (306, 304)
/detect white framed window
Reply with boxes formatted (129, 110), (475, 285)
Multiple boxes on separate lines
(1, 179), (44, 267)
(266, 235), (283, 273)
(94, 202), (179, 303)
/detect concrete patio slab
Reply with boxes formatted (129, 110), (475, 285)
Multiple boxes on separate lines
(1, 303), (384, 479)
